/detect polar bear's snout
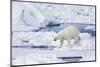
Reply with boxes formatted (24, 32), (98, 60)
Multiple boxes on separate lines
(54, 36), (58, 41)
(54, 38), (57, 41)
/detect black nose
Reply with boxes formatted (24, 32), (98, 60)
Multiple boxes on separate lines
(54, 39), (56, 41)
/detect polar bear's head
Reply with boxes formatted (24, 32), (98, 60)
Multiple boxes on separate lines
(54, 35), (59, 41)
(53, 32), (62, 41)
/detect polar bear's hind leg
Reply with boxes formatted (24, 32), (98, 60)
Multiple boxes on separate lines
(74, 36), (81, 46)
(66, 39), (72, 47)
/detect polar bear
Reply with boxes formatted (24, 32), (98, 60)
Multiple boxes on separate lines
(54, 25), (80, 48)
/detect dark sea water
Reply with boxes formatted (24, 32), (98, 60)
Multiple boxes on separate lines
(38, 22), (96, 37)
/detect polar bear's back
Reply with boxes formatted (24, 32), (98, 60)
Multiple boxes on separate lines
(58, 26), (80, 39)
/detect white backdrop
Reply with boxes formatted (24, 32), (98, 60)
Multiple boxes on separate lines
(0, 0), (100, 67)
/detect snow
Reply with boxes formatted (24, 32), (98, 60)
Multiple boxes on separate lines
(13, 52), (62, 65)
(12, 2), (49, 31)
(12, 48), (95, 65)
(12, 31), (57, 46)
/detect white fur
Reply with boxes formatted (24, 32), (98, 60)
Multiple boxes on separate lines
(54, 25), (80, 48)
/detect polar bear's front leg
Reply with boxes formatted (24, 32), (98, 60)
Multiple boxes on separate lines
(59, 39), (64, 48)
